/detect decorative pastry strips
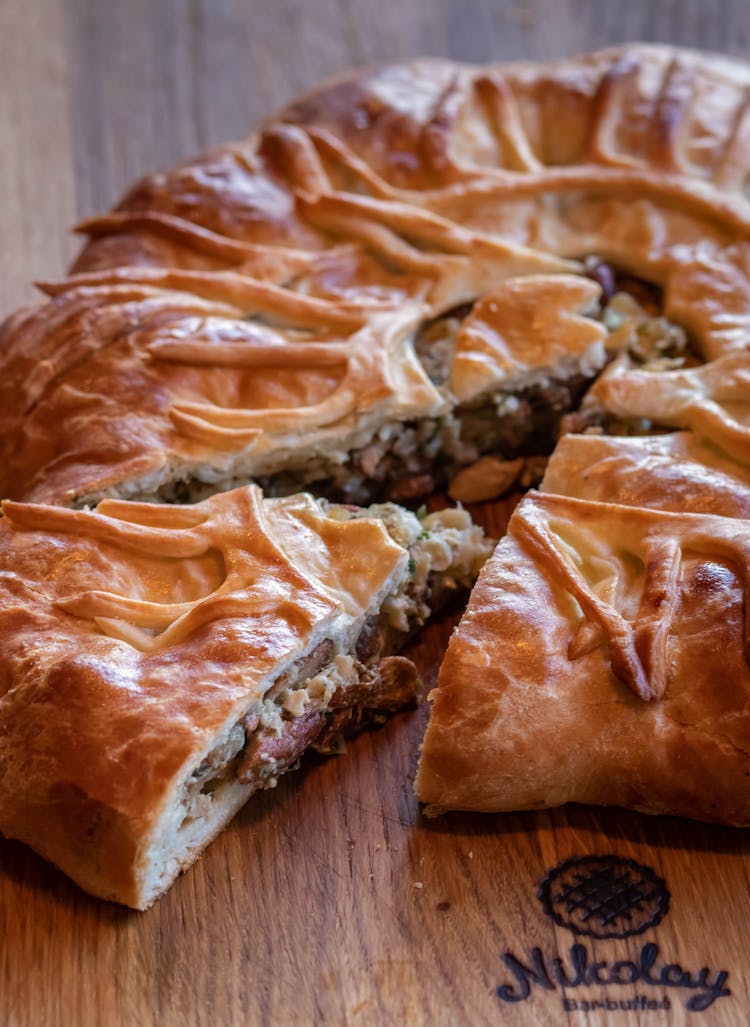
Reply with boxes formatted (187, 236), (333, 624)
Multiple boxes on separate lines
(542, 432), (750, 518)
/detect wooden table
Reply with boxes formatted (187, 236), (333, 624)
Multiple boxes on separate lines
(2, 2), (750, 1025)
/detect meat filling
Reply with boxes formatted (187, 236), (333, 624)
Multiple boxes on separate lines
(238, 654), (419, 780)
(180, 501), (492, 825)
(155, 262), (692, 509)
(181, 648), (420, 821)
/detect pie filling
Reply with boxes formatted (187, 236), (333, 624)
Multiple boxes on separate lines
(150, 261), (694, 510)
(178, 501), (491, 827)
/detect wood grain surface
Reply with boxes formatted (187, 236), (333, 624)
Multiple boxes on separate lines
(2, 2), (750, 1025)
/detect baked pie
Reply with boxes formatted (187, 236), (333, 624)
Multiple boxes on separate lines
(3, 43), (750, 903)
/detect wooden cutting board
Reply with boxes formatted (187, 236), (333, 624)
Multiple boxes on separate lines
(2, 2), (750, 1024)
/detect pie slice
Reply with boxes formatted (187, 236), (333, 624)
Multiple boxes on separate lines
(415, 490), (750, 824)
(0, 485), (490, 907)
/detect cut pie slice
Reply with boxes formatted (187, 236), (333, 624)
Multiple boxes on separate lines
(416, 490), (750, 824)
(0, 485), (490, 907)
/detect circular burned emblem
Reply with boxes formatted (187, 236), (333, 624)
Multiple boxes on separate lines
(539, 855), (670, 940)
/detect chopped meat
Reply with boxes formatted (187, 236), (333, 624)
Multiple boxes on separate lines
(386, 473), (436, 501)
(328, 656), (419, 711)
(457, 367), (595, 459)
(355, 617), (383, 665)
(616, 274), (662, 315)
(271, 638), (334, 694)
(313, 656), (419, 754)
(232, 656), (420, 781)
(236, 710), (325, 784)
(180, 488), (491, 819)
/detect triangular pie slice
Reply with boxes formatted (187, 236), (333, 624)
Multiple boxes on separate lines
(0, 485), (490, 907)
(416, 491), (750, 824)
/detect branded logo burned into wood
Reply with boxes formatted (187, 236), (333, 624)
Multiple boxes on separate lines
(495, 854), (732, 1012)
(538, 854), (670, 940)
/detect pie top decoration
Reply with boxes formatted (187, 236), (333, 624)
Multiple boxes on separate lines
(4, 45), (750, 506)
(450, 274), (607, 403)
(591, 349), (750, 462)
(542, 431), (750, 518)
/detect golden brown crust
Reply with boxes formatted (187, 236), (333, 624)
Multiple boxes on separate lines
(450, 274), (606, 403)
(416, 492), (750, 824)
(4, 44), (750, 897)
(591, 349), (750, 461)
(5, 45), (750, 503)
(542, 432), (750, 518)
(0, 486), (407, 905)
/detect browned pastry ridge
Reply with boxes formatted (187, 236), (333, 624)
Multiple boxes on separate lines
(6, 44), (750, 507)
(3, 44), (750, 905)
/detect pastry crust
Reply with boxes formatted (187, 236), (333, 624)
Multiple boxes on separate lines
(4, 44), (750, 897)
(450, 274), (607, 403)
(5, 45), (750, 504)
(542, 431), (750, 518)
(0, 486), (408, 906)
(590, 349), (750, 462)
(416, 491), (750, 824)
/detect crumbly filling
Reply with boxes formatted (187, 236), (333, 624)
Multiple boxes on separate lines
(156, 415), (476, 507)
(150, 262), (693, 511)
